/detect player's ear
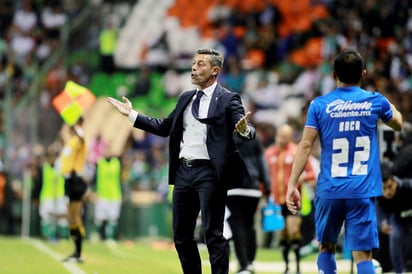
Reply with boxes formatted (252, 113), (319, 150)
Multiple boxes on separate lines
(332, 71), (337, 81)
(361, 69), (367, 81)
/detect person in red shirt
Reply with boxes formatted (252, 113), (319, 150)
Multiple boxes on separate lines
(265, 124), (316, 274)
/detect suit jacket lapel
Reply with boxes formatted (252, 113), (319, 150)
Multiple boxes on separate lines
(179, 90), (196, 116)
(174, 86), (222, 127)
(207, 85), (222, 118)
(171, 90), (196, 129)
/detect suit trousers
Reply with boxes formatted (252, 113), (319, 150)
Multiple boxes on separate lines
(226, 195), (260, 271)
(173, 162), (229, 274)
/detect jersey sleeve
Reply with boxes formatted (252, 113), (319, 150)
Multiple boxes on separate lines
(379, 95), (393, 123)
(305, 100), (319, 130)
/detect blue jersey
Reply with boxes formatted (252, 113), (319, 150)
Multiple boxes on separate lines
(306, 86), (393, 199)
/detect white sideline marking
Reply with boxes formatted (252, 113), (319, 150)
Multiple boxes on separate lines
(24, 238), (86, 274)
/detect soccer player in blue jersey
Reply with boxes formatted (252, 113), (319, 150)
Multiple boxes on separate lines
(285, 48), (403, 274)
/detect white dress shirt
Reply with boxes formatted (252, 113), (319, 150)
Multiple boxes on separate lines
(179, 82), (217, 160)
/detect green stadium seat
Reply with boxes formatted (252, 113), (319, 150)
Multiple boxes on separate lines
(110, 72), (128, 96)
(147, 73), (166, 107)
(88, 72), (110, 96)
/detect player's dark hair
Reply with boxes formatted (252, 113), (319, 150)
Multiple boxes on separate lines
(381, 161), (393, 182)
(334, 48), (364, 84)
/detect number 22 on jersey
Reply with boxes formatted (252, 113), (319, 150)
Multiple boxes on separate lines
(331, 136), (370, 177)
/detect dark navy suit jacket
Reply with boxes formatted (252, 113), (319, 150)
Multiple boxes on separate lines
(133, 84), (255, 188)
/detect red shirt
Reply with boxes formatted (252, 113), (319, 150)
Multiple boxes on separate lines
(265, 142), (315, 205)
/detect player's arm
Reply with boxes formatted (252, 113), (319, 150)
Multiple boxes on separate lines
(385, 103), (403, 131)
(286, 127), (318, 214)
(299, 156), (317, 184)
(289, 127), (318, 188)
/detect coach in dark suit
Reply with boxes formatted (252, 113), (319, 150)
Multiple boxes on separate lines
(108, 48), (255, 274)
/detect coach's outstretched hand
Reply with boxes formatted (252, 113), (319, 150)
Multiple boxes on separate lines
(108, 96), (132, 117)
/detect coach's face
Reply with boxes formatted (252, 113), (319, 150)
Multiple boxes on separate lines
(191, 54), (219, 90)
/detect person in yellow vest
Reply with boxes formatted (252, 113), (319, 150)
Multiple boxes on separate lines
(60, 117), (88, 263)
(99, 20), (118, 74)
(91, 154), (122, 244)
(32, 150), (68, 241)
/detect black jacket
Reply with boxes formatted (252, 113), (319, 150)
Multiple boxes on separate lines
(392, 144), (412, 179)
(376, 177), (412, 226)
(133, 84), (256, 189)
(232, 134), (270, 194)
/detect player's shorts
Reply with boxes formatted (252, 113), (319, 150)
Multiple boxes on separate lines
(94, 199), (121, 223)
(314, 196), (379, 251)
(64, 172), (87, 202)
(39, 197), (68, 221)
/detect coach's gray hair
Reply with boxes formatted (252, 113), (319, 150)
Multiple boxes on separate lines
(196, 48), (224, 69)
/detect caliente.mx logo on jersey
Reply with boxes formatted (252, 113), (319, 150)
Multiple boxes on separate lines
(326, 99), (372, 118)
